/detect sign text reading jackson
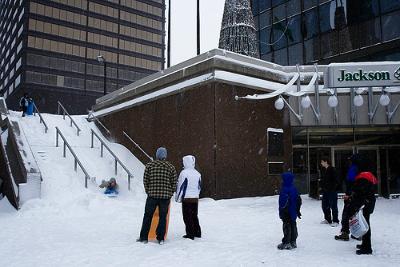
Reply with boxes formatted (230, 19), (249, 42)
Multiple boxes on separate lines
(338, 69), (390, 82)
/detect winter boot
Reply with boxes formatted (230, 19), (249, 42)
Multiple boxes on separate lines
(334, 232), (349, 241)
(158, 240), (165, 245)
(356, 248), (372, 255)
(356, 244), (363, 249)
(136, 238), (148, 244)
(277, 243), (293, 250)
(290, 241), (297, 249)
(183, 235), (194, 240)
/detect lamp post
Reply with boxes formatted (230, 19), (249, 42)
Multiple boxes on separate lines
(97, 55), (107, 95)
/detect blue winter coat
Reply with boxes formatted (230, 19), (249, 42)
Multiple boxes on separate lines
(279, 172), (299, 221)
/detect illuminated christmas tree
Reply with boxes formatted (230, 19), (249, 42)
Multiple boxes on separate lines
(218, 0), (259, 58)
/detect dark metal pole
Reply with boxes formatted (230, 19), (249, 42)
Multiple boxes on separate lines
(196, 0), (200, 55)
(103, 61), (107, 95)
(167, 0), (171, 68)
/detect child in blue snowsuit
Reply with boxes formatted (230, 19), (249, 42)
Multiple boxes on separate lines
(278, 172), (300, 250)
(99, 178), (119, 195)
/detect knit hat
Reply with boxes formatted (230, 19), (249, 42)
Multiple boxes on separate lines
(156, 147), (167, 160)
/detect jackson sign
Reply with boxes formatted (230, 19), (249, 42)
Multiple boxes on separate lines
(324, 62), (400, 88)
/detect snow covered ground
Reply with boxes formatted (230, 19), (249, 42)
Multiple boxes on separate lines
(1, 112), (400, 267)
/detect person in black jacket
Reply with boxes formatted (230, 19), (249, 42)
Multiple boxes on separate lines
(348, 171), (377, 255)
(319, 158), (339, 226)
(19, 93), (29, 117)
(335, 154), (360, 241)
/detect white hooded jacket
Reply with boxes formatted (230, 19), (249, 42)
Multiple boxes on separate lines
(175, 155), (201, 202)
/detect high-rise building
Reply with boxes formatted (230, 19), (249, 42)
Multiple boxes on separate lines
(251, 0), (400, 66)
(0, 0), (165, 114)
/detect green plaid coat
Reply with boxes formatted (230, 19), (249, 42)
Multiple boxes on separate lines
(143, 160), (177, 199)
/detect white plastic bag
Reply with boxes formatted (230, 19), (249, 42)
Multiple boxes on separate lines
(349, 209), (369, 238)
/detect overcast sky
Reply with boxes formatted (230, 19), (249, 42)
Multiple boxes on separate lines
(167, 0), (226, 66)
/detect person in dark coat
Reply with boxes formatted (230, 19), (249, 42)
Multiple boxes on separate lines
(335, 154), (360, 241)
(137, 147), (177, 245)
(277, 172), (300, 250)
(320, 158), (339, 226)
(19, 93), (29, 117)
(348, 171), (377, 255)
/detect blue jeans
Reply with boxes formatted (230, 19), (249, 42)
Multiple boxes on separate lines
(322, 192), (339, 223)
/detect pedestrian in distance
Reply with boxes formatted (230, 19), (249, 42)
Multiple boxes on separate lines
(19, 93), (29, 117)
(137, 147), (177, 245)
(319, 158), (339, 227)
(277, 171), (302, 250)
(335, 154), (360, 241)
(175, 155), (202, 240)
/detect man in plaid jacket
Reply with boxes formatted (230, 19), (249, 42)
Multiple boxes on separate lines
(137, 147), (177, 245)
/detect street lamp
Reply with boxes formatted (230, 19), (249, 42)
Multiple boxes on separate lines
(97, 55), (107, 95)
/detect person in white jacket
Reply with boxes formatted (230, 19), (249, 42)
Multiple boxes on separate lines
(176, 155), (202, 240)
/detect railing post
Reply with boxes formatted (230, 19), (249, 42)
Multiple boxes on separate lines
(128, 174), (131, 191)
(56, 130), (59, 147)
(91, 131), (94, 148)
(70, 119), (73, 127)
(77, 129), (80, 136)
(63, 110), (65, 120)
(63, 142), (66, 157)
(85, 175), (88, 188)
(101, 143), (103, 157)
(114, 159), (117, 175)
(57, 104), (60, 115)
(74, 159), (77, 171)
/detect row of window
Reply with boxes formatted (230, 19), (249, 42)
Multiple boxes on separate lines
(29, 19), (87, 42)
(258, 5), (400, 55)
(120, 10), (162, 31)
(30, 2), (163, 36)
(26, 53), (150, 83)
(28, 36), (87, 58)
(49, 0), (88, 10)
(29, 18), (162, 58)
(260, 9), (400, 65)
(30, 2), (88, 26)
(120, 24), (162, 44)
(120, 0), (163, 17)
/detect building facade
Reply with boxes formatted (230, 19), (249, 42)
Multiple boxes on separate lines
(0, 0), (165, 114)
(252, 0), (400, 66)
(91, 49), (400, 199)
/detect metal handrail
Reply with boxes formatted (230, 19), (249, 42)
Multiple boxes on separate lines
(33, 103), (48, 133)
(57, 101), (81, 136)
(123, 131), (153, 161)
(90, 129), (134, 190)
(87, 112), (111, 137)
(55, 127), (91, 188)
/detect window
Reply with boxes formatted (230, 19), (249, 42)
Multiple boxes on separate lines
(380, 0), (400, 14)
(287, 15), (301, 45)
(272, 20), (287, 50)
(319, 2), (335, 33)
(288, 43), (303, 65)
(382, 10), (400, 41)
(259, 27), (271, 54)
(303, 8), (319, 39)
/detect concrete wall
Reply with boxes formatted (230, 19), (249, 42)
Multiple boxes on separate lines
(99, 81), (291, 199)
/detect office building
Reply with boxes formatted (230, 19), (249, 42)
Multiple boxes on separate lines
(251, 0), (400, 66)
(0, 0), (165, 113)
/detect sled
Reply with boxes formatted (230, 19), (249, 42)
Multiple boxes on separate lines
(148, 204), (171, 241)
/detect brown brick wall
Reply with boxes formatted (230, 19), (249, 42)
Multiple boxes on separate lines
(99, 81), (292, 199)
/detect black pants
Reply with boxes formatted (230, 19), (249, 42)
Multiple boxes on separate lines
(282, 219), (297, 244)
(361, 210), (372, 251)
(340, 199), (351, 234)
(182, 201), (201, 238)
(322, 192), (339, 223)
(139, 197), (170, 241)
(22, 106), (27, 116)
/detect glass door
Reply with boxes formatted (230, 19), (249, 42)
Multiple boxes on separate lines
(333, 148), (354, 193)
(356, 147), (379, 194)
